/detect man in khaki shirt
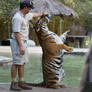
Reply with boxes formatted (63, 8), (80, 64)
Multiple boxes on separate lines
(10, 0), (48, 91)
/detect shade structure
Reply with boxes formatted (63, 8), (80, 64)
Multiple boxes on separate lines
(31, 0), (78, 18)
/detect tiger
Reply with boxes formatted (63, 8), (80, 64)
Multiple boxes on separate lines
(30, 16), (73, 88)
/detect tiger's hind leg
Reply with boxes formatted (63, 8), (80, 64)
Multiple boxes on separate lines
(46, 84), (61, 89)
(26, 81), (46, 87)
(46, 84), (66, 89)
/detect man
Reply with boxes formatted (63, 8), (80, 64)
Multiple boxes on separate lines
(10, 0), (48, 91)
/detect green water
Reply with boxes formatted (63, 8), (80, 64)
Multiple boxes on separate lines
(0, 52), (85, 86)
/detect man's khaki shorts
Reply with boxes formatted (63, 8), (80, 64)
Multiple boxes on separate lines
(10, 39), (28, 65)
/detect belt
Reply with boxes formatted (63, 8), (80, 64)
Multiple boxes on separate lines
(12, 38), (27, 43)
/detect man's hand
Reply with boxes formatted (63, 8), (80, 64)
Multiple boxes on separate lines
(33, 12), (50, 17)
(19, 46), (25, 55)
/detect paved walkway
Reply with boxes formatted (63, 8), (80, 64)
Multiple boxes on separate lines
(0, 46), (42, 53)
(0, 46), (88, 66)
(0, 83), (79, 92)
(0, 46), (89, 54)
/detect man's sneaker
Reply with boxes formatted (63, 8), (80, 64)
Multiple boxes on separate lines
(10, 81), (22, 91)
(18, 81), (32, 90)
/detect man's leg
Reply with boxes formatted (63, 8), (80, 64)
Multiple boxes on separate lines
(18, 64), (32, 90)
(18, 65), (24, 81)
(10, 64), (22, 91)
(11, 64), (17, 82)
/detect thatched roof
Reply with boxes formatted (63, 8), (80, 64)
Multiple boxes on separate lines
(31, 0), (78, 18)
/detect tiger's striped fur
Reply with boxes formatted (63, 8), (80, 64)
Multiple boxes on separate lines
(32, 16), (72, 88)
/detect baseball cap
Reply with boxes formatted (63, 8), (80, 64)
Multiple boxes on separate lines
(20, 0), (34, 9)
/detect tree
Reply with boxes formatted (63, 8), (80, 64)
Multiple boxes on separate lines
(0, 0), (19, 19)
(59, 0), (92, 32)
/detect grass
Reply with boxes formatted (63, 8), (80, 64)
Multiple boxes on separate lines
(62, 55), (85, 86)
(0, 52), (85, 87)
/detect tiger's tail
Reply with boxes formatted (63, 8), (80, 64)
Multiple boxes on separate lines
(26, 81), (46, 87)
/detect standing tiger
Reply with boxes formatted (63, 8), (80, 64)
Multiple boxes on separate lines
(31, 15), (73, 88)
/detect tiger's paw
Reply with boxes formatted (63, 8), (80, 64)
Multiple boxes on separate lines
(59, 84), (66, 88)
(68, 47), (73, 52)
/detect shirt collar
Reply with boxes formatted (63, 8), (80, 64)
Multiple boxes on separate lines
(18, 11), (25, 17)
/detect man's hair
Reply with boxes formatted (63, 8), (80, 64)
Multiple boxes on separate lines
(20, 0), (34, 10)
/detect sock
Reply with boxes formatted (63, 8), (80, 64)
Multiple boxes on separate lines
(12, 78), (16, 82)
(19, 78), (24, 82)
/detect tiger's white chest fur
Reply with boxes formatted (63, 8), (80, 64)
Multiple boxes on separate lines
(41, 24), (64, 44)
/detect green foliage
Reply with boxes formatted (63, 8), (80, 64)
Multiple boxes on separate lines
(53, 0), (89, 34)
(0, 0), (19, 40)
(85, 16), (92, 32)
(0, 0), (19, 18)
(59, 0), (92, 32)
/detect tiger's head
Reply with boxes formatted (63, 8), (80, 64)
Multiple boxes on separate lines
(34, 15), (51, 32)
(34, 15), (70, 44)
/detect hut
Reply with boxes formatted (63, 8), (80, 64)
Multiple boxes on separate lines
(29, 0), (79, 45)
(31, 0), (78, 17)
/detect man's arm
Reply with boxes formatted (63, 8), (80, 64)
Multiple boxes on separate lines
(33, 12), (49, 17)
(14, 32), (25, 55)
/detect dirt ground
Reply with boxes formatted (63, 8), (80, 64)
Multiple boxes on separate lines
(0, 83), (79, 92)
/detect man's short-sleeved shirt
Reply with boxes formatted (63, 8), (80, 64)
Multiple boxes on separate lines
(12, 11), (34, 40)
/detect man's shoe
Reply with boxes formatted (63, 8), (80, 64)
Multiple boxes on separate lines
(10, 81), (22, 91)
(18, 81), (32, 90)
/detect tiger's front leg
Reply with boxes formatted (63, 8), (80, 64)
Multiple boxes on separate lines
(45, 43), (72, 54)
(58, 44), (73, 51)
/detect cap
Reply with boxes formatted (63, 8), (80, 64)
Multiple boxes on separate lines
(20, 0), (34, 9)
